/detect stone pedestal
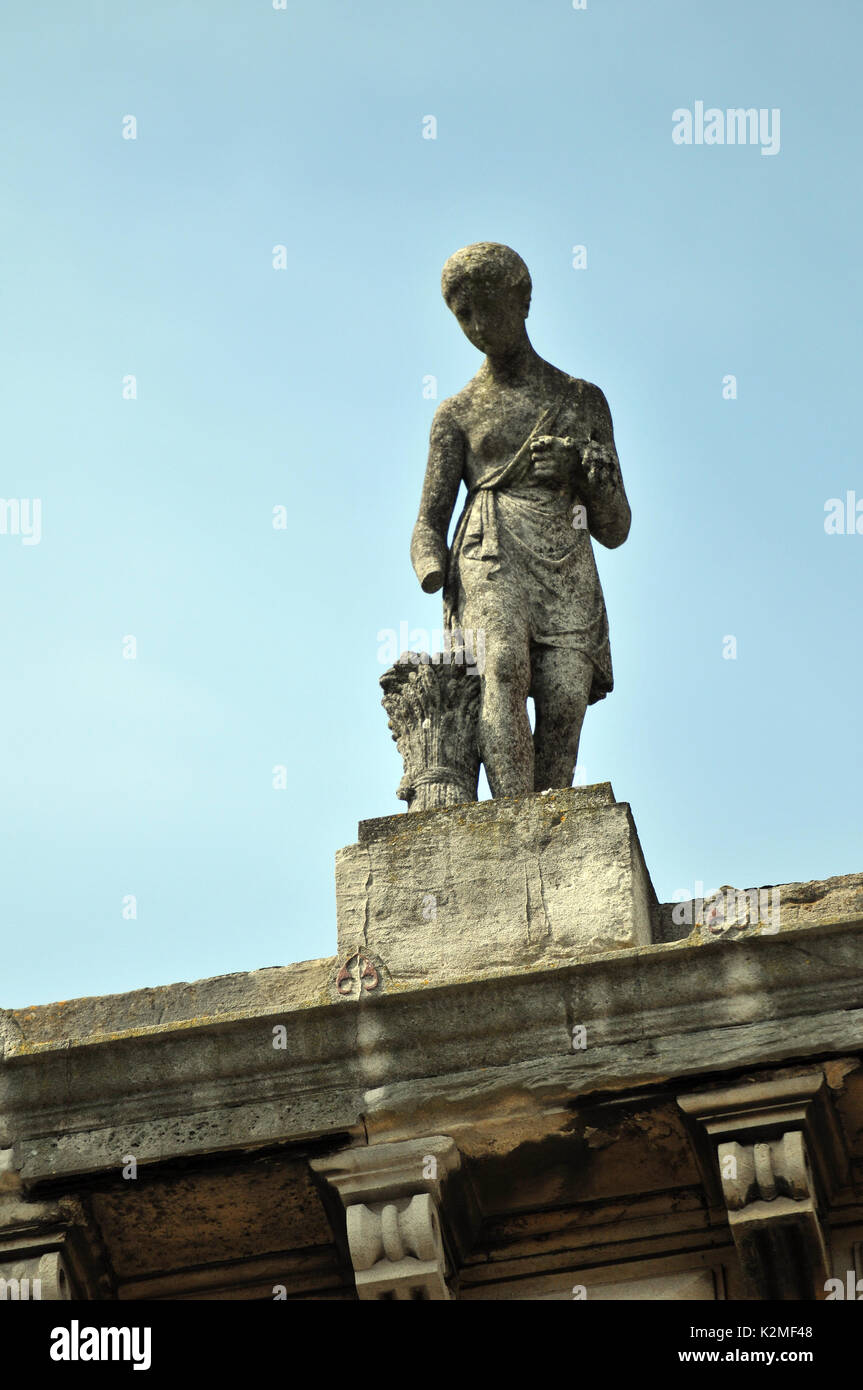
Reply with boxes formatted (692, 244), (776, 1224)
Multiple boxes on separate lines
(334, 783), (657, 986)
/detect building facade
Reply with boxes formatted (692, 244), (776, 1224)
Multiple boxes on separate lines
(2, 786), (863, 1301)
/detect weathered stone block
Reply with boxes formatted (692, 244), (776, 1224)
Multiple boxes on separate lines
(335, 783), (657, 983)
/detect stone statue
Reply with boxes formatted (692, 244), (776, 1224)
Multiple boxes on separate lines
(409, 242), (631, 797)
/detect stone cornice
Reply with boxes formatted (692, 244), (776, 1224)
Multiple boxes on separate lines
(2, 915), (863, 1187)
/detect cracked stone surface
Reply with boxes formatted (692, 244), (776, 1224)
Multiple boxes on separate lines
(335, 783), (656, 982)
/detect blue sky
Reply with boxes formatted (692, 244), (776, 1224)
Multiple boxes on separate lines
(1, 0), (861, 1007)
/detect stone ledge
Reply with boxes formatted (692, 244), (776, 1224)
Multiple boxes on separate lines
(3, 914), (863, 1186)
(3, 900), (860, 1060)
(657, 872), (863, 943)
(1, 959), (337, 1058)
(356, 782), (617, 845)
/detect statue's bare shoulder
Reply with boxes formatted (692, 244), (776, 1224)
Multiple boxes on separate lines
(548, 370), (615, 438)
(545, 366), (603, 405)
(435, 375), (483, 432)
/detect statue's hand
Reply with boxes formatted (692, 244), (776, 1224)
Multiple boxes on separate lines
(417, 559), (445, 594)
(529, 434), (579, 483)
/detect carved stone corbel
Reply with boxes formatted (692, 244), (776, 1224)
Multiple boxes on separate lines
(678, 1072), (848, 1300)
(0, 1147), (109, 1300)
(0, 1250), (71, 1301)
(346, 1192), (448, 1299)
(311, 1136), (477, 1300)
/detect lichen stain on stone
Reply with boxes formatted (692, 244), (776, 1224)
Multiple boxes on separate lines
(8, 992), (338, 1054)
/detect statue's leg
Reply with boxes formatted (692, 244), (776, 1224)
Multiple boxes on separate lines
(468, 616), (533, 797)
(531, 647), (594, 792)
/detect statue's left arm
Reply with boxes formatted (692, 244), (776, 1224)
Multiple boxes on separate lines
(577, 384), (631, 550)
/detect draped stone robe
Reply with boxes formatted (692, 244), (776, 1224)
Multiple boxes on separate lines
(411, 373), (629, 707)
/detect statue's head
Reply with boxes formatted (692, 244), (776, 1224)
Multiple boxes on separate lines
(441, 243), (532, 355)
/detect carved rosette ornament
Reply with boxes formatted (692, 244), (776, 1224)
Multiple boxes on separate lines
(380, 651), (480, 812)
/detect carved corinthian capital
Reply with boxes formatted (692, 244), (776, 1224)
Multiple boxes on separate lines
(380, 651), (480, 812)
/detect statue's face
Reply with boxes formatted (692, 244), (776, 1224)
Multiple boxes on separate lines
(447, 280), (528, 355)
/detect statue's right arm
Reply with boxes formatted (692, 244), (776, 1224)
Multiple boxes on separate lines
(410, 401), (465, 594)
